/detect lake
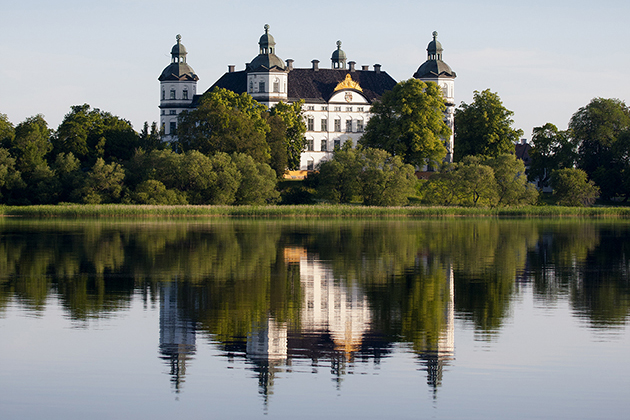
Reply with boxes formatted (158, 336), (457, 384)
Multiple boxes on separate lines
(0, 218), (628, 419)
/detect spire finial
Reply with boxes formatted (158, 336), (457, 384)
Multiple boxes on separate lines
(176, 34), (182, 43)
(264, 24), (270, 33)
(337, 40), (342, 49)
(432, 31), (438, 40)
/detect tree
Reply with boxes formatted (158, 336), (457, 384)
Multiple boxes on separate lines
(53, 104), (139, 165)
(138, 121), (165, 152)
(0, 148), (23, 201)
(268, 101), (307, 172)
(454, 89), (523, 160)
(127, 180), (187, 205)
(550, 168), (600, 206)
(484, 154), (538, 206)
(231, 153), (279, 205)
(316, 144), (416, 206)
(8, 114), (52, 174)
(360, 79), (451, 168)
(177, 87), (271, 163)
(360, 148), (417, 206)
(0, 113), (15, 146)
(76, 158), (126, 204)
(529, 123), (576, 189)
(568, 98), (630, 199)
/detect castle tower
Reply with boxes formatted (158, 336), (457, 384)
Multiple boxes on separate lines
(331, 40), (347, 69)
(413, 31), (456, 162)
(158, 34), (199, 142)
(246, 24), (288, 107)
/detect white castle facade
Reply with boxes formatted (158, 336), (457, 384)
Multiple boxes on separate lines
(158, 26), (456, 170)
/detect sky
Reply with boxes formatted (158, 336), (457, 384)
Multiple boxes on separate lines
(2, 0), (629, 140)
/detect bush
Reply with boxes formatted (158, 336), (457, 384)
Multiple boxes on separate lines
(551, 168), (600, 206)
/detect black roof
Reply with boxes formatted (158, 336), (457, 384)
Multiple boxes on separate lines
(207, 68), (397, 104)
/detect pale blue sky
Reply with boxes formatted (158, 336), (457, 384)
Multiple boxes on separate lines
(2, 0), (628, 140)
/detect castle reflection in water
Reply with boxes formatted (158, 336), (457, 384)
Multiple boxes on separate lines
(158, 246), (454, 399)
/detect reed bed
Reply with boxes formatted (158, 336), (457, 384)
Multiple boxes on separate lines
(2, 204), (630, 218)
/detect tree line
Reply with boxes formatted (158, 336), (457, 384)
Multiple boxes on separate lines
(2, 81), (627, 206)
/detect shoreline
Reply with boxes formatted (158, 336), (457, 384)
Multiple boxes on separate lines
(2, 204), (630, 218)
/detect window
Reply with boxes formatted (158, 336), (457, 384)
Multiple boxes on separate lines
(169, 121), (177, 135)
(259, 81), (265, 92)
(357, 107), (364, 112)
(306, 105), (315, 111)
(346, 107), (352, 112)
(170, 89), (176, 100)
(346, 120), (353, 132)
(334, 119), (341, 132)
(183, 90), (188, 100)
(334, 106), (341, 112)
(307, 117), (314, 131)
(334, 139), (341, 149)
(307, 159), (314, 171)
(249, 80), (253, 93)
(306, 139), (314, 151)
(357, 120), (364, 132)
(321, 139), (327, 151)
(162, 90), (165, 100)
(321, 118), (328, 132)
(321, 106), (328, 111)
(161, 110), (165, 115)
(273, 79), (280, 92)
(169, 110), (176, 115)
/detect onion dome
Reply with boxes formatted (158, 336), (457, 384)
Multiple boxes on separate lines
(248, 24), (286, 71)
(413, 31), (456, 79)
(331, 40), (347, 69)
(159, 35), (199, 81)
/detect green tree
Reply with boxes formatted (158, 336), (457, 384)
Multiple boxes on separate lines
(177, 88), (271, 163)
(54, 104), (139, 165)
(454, 89), (523, 160)
(231, 153), (279, 205)
(76, 158), (126, 204)
(484, 154), (538, 206)
(138, 121), (165, 152)
(360, 79), (451, 167)
(9, 114), (52, 174)
(51, 152), (84, 203)
(360, 148), (417, 206)
(550, 168), (600, 206)
(529, 123), (576, 189)
(0, 113), (15, 146)
(316, 142), (363, 203)
(568, 98), (630, 199)
(0, 148), (23, 201)
(268, 101), (307, 172)
(128, 180), (187, 205)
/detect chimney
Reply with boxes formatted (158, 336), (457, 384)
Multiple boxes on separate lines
(286, 59), (294, 71)
(228, 65), (235, 73)
(312, 59), (320, 71)
(374, 64), (381, 74)
(362, 65), (369, 71)
(348, 61), (356, 72)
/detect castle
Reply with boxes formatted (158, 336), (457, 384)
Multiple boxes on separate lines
(158, 26), (456, 170)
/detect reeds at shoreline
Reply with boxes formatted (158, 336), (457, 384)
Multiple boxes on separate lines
(2, 204), (630, 218)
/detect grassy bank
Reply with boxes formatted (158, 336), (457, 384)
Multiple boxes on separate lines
(2, 204), (630, 218)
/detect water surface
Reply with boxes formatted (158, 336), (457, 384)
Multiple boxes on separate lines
(0, 219), (628, 419)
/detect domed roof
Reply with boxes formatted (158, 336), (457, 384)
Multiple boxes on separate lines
(171, 34), (187, 56)
(331, 40), (346, 61)
(248, 24), (286, 71)
(158, 35), (199, 81)
(259, 24), (276, 49)
(413, 31), (456, 79)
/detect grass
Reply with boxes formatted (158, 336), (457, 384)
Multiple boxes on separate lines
(2, 204), (630, 218)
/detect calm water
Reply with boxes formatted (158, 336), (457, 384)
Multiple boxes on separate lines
(0, 219), (629, 419)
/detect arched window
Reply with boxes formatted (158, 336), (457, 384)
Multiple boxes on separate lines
(249, 80), (253, 93)
(273, 78), (280, 93)
(162, 90), (165, 100)
(182, 89), (188, 100)
(170, 89), (176, 100)
(259, 81), (265, 93)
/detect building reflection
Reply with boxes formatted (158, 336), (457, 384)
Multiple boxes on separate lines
(159, 280), (196, 393)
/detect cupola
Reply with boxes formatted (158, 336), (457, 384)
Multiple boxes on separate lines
(331, 40), (347, 69)
(413, 31), (456, 79)
(248, 24), (286, 71)
(158, 35), (199, 81)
